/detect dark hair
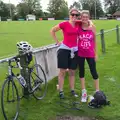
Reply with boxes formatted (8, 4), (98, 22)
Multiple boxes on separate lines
(69, 8), (80, 15)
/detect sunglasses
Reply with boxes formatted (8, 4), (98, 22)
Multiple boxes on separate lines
(71, 13), (79, 17)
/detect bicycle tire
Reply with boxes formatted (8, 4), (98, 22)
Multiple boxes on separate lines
(1, 78), (20, 120)
(30, 64), (47, 100)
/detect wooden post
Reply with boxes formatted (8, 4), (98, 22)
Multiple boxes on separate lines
(100, 29), (106, 53)
(116, 25), (120, 44)
(19, 54), (30, 97)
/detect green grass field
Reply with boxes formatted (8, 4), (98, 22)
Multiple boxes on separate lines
(0, 20), (120, 120)
(0, 20), (119, 57)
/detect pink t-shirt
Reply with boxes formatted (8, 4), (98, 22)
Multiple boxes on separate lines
(59, 21), (79, 48)
(78, 27), (95, 58)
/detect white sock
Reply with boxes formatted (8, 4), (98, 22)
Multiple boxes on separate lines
(59, 89), (63, 92)
(96, 89), (99, 92)
(82, 89), (86, 92)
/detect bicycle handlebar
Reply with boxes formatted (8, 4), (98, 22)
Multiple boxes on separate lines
(0, 51), (32, 63)
(0, 55), (23, 69)
(0, 56), (15, 63)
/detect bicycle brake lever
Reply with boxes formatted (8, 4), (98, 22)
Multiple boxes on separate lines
(15, 58), (23, 69)
(17, 61), (23, 69)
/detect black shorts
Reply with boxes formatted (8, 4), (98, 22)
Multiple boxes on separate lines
(57, 49), (78, 70)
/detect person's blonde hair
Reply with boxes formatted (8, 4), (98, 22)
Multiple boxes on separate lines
(81, 10), (90, 16)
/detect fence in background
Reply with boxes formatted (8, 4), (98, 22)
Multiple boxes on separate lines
(0, 25), (120, 81)
(97, 25), (120, 53)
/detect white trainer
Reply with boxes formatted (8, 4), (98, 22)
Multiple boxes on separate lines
(81, 89), (87, 102)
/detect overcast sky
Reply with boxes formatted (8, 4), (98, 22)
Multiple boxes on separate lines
(2, 0), (104, 11)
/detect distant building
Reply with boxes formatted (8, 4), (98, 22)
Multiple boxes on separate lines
(26, 14), (36, 21)
(113, 11), (120, 19)
(106, 14), (112, 19)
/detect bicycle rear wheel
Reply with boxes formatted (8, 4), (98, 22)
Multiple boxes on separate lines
(30, 64), (47, 100)
(1, 78), (19, 120)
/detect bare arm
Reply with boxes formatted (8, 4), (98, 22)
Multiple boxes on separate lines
(91, 26), (97, 57)
(50, 24), (61, 45)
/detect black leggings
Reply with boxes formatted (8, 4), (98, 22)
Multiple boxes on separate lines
(78, 56), (98, 80)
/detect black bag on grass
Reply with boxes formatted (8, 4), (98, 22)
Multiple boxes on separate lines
(88, 91), (110, 108)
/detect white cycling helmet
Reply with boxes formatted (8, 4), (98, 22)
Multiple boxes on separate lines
(17, 41), (33, 54)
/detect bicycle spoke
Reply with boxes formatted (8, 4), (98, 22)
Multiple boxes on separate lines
(1, 79), (19, 120)
(32, 72), (43, 83)
(7, 80), (10, 102)
(30, 64), (47, 100)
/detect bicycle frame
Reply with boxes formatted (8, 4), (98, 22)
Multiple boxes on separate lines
(24, 67), (43, 94)
(1, 53), (47, 120)
(3, 56), (46, 97)
(29, 69), (42, 93)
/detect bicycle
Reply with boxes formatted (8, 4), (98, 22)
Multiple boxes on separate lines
(1, 55), (47, 120)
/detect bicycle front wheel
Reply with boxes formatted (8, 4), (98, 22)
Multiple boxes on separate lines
(30, 64), (47, 100)
(1, 78), (19, 120)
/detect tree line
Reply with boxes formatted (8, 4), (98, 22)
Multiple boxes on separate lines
(0, 0), (120, 20)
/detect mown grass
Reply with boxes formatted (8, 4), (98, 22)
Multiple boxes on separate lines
(0, 20), (120, 120)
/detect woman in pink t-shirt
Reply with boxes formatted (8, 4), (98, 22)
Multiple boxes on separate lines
(77, 10), (99, 102)
(50, 8), (80, 99)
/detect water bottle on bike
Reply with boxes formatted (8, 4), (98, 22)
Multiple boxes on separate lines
(17, 74), (27, 87)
